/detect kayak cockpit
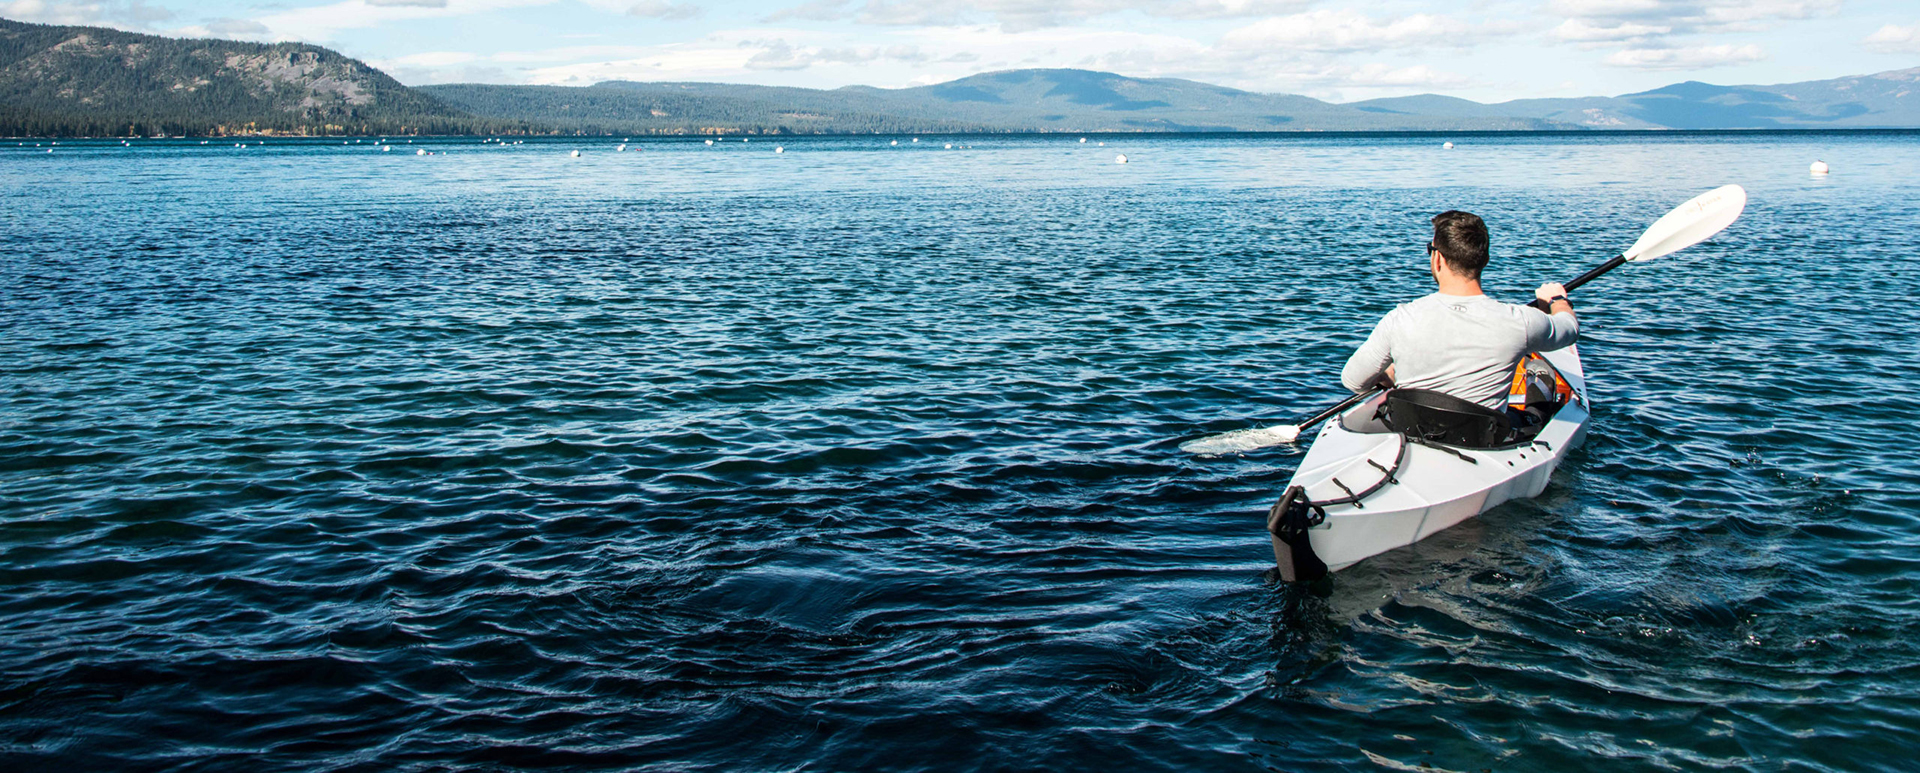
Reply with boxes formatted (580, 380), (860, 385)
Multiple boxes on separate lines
(1335, 351), (1580, 450)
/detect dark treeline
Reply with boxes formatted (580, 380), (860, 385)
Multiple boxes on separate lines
(0, 108), (545, 138)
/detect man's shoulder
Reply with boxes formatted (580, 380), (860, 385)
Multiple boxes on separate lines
(1403, 292), (1513, 313)
(1403, 293), (1550, 327)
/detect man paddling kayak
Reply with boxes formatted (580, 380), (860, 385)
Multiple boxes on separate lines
(1340, 211), (1578, 414)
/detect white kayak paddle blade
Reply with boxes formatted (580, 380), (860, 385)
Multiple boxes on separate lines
(1623, 184), (1746, 263)
(1180, 424), (1302, 455)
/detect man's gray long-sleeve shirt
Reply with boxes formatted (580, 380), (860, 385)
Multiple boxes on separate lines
(1340, 292), (1579, 411)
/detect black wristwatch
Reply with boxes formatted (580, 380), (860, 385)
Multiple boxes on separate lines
(1546, 295), (1569, 305)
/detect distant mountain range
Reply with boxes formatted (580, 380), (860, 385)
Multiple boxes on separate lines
(417, 72), (1558, 134)
(1350, 71), (1920, 129)
(423, 67), (1920, 135)
(3, 16), (1916, 137)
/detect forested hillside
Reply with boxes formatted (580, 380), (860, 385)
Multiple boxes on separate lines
(0, 18), (515, 136)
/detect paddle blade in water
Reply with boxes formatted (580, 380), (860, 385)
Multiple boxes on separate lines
(1180, 424), (1301, 455)
(1623, 184), (1747, 263)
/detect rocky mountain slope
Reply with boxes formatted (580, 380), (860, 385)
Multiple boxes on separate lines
(0, 17), (502, 136)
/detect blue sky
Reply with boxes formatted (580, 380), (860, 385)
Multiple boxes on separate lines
(3, 0), (1916, 102)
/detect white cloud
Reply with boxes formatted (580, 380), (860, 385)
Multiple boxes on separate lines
(856, 2), (969, 27)
(764, 0), (847, 22)
(366, 0), (448, 7)
(252, 0), (555, 43)
(1550, 0), (1668, 20)
(1603, 43), (1765, 69)
(765, 0), (1312, 31)
(1549, 0), (1840, 37)
(381, 50), (480, 66)
(1864, 23), (1920, 54)
(366, 50), (488, 84)
(625, 0), (700, 20)
(744, 39), (810, 69)
(1336, 63), (1471, 88)
(739, 40), (938, 69)
(205, 17), (271, 36)
(0, 0), (172, 28)
(383, 63), (512, 84)
(491, 46), (620, 63)
(1553, 18), (1671, 43)
(1548, 0), (1828, 71)
(1158, 0), (1313, 20)
(0, 0), (96, 25)
(1220, 10), (1479, 53)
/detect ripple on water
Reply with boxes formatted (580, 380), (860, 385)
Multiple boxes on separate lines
(2, 133), (1919, 771)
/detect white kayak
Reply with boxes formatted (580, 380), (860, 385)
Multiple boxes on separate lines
(1269, 345), (1590, 581)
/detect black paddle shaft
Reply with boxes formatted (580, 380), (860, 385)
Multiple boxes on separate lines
(1528, 254), (1628, 311)
(1296, 388), (1378, 433)
(1564, 255), (1629, 293)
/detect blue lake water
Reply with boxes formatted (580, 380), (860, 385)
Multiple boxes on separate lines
(3, 131), (1918, 771)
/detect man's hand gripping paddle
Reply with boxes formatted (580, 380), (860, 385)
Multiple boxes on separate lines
(1179, 184), (1747, 456)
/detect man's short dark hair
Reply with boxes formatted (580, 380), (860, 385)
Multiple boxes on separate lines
(1431, 210), (1489, 278)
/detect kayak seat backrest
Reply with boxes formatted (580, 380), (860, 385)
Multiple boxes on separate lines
(1380, 388), (1513, 449)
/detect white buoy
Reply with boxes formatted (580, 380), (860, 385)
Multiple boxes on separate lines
(617, 144), (626, 152)
(570, 149), (581, 157)
(1810, 160), (1830, 175)
(383, 145), (391, 152)
(1079, 137), (1087, 143)
(945, 143), (952, 149)
(911, 138), (918, 143)
(1097, 142), (1105, 146)
(743, 138), (750, 142)
(1444, 141), (1455, 149)
(1115, 154), (1128, 164)
(704, 139), (713, 146)
(417, 148), (427, 155)
(774, 146), (784, 153)
(890, 140), (898, 146)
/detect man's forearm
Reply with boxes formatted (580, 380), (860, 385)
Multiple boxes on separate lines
(1340, 346), (1392, 393)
